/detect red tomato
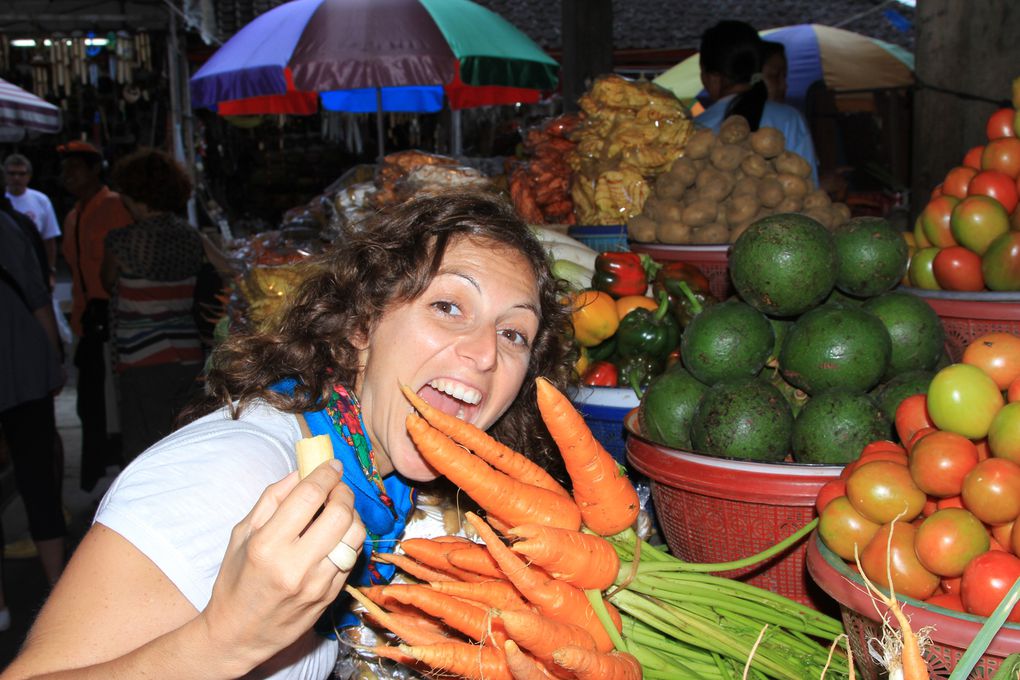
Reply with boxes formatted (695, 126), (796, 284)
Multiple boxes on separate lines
(908, 426), (939, 452)
(987, 108), (1018, 141)
(818, 496), (881, 561)
(930, 184), (944, 200)
(932, 246), (986, 291)
(909, 430), (980, 498)
(961, 458), (1020, 525)
(988, 402), (1020, 464)
(963, 145), (986, 170)
(895, 395), (935, 445)
(983, 231), (1020, 291)
(858, 450), (909, 467)
(920, 196), (960, 248)
(938, 496), (965, 510)
(961, 550), (1020, 621)
(982, 138), (1020, 177)
(1010, 376), (1020, 403)
(990, 537), (1009, 552)
(942, 575), (963, 594)
(860, 522), (941, 601)
(991, 521), (1015, 553)
(847, 460), (927, 524)
(943, 166), (977, 199)
(976, 438), (992, 462)
(922, 498), (938, 517)
(969, 170), (1020, 214)
(861, 440), (907, 458)
(927, 592), (966, 611)
(815, 478), (846, 514)
(963, 332), (1020, 390)
(915, 508), (991, 577)
(927, 363), (1005, 439)
(950, 195), (1011, 255)
(1013, 519), (1020, 555)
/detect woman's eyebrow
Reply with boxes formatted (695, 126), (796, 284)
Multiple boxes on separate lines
(448, 271), (540, 317)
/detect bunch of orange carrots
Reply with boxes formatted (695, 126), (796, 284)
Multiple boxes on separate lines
(345, 378), (849, 680)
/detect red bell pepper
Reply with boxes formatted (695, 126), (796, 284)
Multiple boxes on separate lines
(592, 252), (647, 298)
(582, 360), (619, 387)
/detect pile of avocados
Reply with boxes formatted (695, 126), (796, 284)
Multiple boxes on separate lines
(638, 213), (946, 464)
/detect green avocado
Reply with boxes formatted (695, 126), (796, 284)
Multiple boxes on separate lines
(792, 390), (891, 464)
(690, 379), (793, 462)
(681, 299), (774, 386)
(832, 216), (909, 298)
(862, 291), (945, 380)
(638, 366), (708, 450)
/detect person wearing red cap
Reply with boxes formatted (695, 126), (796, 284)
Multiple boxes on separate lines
(58, 141), (133, 491)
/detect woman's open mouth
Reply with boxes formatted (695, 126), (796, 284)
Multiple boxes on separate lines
(417, 379), (482, 422)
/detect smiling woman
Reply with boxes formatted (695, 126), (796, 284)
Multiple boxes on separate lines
(0, 191), (576, 680)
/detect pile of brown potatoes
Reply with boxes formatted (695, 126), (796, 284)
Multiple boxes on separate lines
(627, 116), (851, 244)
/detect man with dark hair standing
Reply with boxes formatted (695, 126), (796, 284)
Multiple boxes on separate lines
(4, 153), (61, 281)
(58, 141), (133, 491)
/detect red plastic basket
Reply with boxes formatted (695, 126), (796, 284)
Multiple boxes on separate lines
(900, 287), (1020, 362)
(625, 411), (841, 609)
(629, 243), (733, 300)
(807, 533), (1020, 679)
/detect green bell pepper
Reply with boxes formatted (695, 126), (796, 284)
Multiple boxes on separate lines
(617, 353), (664, 399)
(615, 291), (680, 361)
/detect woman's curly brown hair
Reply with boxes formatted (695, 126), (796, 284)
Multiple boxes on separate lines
(111, 148), (193, 214)
(192, 191), (578, 469)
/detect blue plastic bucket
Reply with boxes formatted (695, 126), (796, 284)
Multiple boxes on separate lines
(571, 386), (640, 464)
(567, 225), (629, 253)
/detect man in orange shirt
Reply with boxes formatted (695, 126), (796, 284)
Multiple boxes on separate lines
(59, 141), (133, 491)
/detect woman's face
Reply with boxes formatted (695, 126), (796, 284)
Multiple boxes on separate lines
(355, 237), (541, 481)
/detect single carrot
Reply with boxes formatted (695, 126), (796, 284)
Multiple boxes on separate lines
(487, 514), (515, 535)
(382, 584), (508, 647)
(406, 413), (582, 531)
(401, 384), (570, 497)
(465, 511), (618, 653)
(432, 535), (473, 543)
(429, 580), (531, 613)
(398, 641), (513, 680)
(508, 524), (620, 590)
(551, 645), (642, 680)
(534, 377), (639, 536)
(494, 607), (597, 665)
(446, 544), (507, 580)
(345, 586), (447, 646)
(504, 640), (556, 680)
(399, 538), (490, 583)
(369, 644), (417, 667)
(372, 552), (456, 582)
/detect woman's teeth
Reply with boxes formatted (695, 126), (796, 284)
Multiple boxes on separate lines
(428, 379), (482, 406)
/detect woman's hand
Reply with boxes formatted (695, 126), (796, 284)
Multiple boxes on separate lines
(200, 459), (367, 676)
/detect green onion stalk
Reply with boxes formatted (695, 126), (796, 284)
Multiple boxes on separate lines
(593, 519), (851, 679)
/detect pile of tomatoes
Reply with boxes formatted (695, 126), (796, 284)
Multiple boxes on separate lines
(816, 331), (1020, 620)
(908, 82), (1020, 291)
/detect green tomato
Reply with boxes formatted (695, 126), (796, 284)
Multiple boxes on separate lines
(908, 247), (942, 290)
(927, 363), (1005, 439)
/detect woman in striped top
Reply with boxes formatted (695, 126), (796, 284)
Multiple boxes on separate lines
(101, 148), (204, 463)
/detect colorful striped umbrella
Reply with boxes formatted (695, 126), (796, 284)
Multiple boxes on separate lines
(189, 0), (558, 116)
(0, 77), (61, 136)
(653, 24), (914, 114)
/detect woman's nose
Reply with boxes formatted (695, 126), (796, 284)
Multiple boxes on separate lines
(456, 325), (498, 371)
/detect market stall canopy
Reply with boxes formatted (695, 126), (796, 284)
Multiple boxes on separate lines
(653, 24), (915, 114)
(0, 76), (61, 141)
(189, 0), (559, 116)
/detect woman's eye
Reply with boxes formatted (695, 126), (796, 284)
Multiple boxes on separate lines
(431, 300), (462, 316)
(500, 328), (530, 348)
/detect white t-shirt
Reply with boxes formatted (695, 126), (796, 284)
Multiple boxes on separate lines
(95, 400), (338, 679)
(6, 188), (61, 240)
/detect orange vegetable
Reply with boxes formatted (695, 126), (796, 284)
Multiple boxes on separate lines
(615, 295), (658, 320)
(535, 377), (639, 535)
(345, 586), (447, 646)
(401, 385), (569, 497)
(571, 290), (619, 347)
(382, 584), (507, 646)
(428, 580), (531, 612)
(494, 607), (597, 665)
(508, 524), (620, 590)
(397, 641), (513, 680)
(552, 645), (642, 680)
(406, 413), (582, 531)
(372, 552), (456, 582)
(446, 544), (507, 580)
(465, 511), (618, 653)
(399, 538), (490, 583)
(504, 640), (556, 680)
